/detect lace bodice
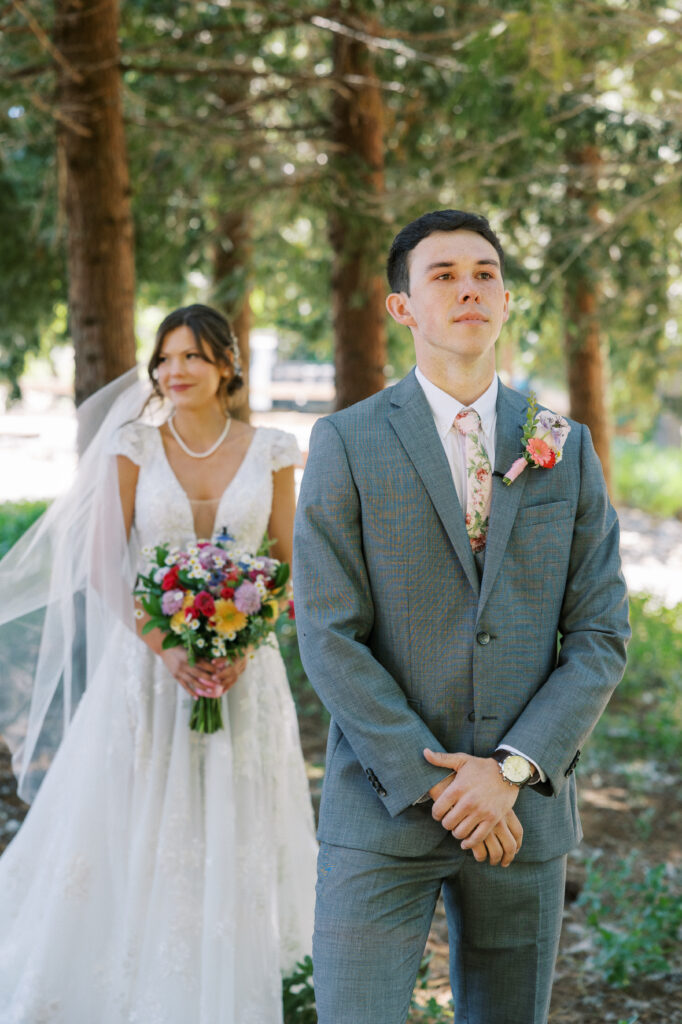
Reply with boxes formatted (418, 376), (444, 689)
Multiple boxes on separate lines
(113, 422), (300, 555)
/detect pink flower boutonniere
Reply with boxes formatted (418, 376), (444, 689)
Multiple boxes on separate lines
(503, 393), (571, 486)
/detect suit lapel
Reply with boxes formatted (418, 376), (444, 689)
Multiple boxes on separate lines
(388, 371), (480, 597)
(477, 382), (529, 618)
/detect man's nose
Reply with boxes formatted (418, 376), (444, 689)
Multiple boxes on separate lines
(458, 278), (481, 303)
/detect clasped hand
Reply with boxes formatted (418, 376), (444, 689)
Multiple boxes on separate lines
(161, 646), (248, 700)
(424, 749), (523, 868)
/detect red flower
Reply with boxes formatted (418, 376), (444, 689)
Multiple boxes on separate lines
(220, 585), (235, 600)
(194, 590), (216, 617)
(225, 567), (240, 582)
(476, 467), (489, 483)
(162, 566), (180, 591)
(287, 600), (295, 620)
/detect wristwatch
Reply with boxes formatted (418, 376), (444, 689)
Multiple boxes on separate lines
(493, 750), (536, 788)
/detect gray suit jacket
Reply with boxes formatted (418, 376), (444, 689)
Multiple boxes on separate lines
(293, 371), (630, 861)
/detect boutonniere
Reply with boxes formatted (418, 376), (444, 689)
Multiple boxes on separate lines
(503, 393), (571, 485)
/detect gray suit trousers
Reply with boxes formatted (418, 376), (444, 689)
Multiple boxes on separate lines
(313, 837), (567, 1024)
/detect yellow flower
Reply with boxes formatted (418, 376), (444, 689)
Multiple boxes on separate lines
(212, 598), (247, 636)
(170, 593), (194, 634)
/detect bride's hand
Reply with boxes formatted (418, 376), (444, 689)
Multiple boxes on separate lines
(160, 647), (226, 700)
(208, 654), (249, 695)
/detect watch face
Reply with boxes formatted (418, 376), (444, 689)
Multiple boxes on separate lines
(503, 755), (531, 783)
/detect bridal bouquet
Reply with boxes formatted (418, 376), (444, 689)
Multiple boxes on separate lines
(134, 535), (291, 733)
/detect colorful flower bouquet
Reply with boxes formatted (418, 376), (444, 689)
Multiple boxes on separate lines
(134, 534), (291, 733)
(503, 393), (571, 485)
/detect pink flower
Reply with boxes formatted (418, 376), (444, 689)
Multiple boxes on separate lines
(526, 437), (556, 468)
(475, 467), (489, 483)
(233, 580), (262, 614)
(161, 589), (185, 615)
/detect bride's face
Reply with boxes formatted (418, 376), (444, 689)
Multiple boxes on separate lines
(155, 326), (230, 409)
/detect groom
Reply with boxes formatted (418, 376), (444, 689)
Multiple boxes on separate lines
(293, 209), (629, 1024)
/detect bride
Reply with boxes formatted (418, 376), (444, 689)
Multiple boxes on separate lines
(0, 304), (317, 1023)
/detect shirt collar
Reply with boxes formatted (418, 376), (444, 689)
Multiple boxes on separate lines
(415, 367), (498, 440)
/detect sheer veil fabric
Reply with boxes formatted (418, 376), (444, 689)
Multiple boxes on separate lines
(0, 369), (317, 1022)
(0, 367), (150, 801)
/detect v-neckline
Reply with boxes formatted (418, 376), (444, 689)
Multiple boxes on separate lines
(155, 425), (261, 540)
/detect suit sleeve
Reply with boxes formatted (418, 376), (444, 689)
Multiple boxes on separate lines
(500, 424), (630, 796)
(293, 417), (451, 815)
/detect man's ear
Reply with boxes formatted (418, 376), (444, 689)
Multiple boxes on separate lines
(386, 292), (416, 327)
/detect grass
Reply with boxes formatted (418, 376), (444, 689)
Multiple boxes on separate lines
(586, 595), (682, 772)
(0, 499), (48, 558)
(578, 855), (682, 988)
(612, 438), (682, 519)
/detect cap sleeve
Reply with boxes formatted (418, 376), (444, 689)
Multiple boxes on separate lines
(109, 420), (153, 467)
(268, 429), (302, 472)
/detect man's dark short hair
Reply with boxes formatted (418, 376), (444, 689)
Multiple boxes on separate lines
(387, 210), (505, 294)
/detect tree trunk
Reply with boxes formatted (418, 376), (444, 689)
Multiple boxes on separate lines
(212, 210), (252, 422)
(563, 145), (612, 492)
(329, 14), (387, 410)
(564, 275), (611, 489)
(54, 0), (136, 408)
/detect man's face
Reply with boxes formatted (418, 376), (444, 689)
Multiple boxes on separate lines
(389, 230), (510, 367)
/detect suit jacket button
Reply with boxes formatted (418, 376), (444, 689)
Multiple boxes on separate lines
(476, 631), (491, 645)
(467, 710), (476, 722)
(378, 787), (387, 797)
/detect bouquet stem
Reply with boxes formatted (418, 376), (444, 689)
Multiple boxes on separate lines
(189, 695), (225, 734)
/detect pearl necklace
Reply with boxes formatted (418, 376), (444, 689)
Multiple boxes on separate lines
(168, 413), (231, 459)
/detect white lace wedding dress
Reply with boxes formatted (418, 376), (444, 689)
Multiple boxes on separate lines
(0, 423), (317, 1024)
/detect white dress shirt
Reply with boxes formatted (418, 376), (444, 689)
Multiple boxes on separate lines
(414, 367), (545, 786)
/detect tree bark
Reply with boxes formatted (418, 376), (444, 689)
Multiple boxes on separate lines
(563, 145), (612, 492)
(329, 12), (387, 410)
(212, 210), (252, 422)
(564, 275), (611, 489)
(54, 0), (136, 407)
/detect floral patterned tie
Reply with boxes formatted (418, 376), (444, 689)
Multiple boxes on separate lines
(454, 409), (492, 553)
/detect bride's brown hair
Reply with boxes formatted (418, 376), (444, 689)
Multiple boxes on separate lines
(148, 304), (244, 408)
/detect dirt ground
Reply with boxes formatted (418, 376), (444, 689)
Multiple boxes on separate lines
(2, 736), (680, 1023)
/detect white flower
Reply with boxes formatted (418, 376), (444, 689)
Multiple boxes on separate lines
(164, 556), (176, 566)
(134, 608), (144, 620)
(191, 620), (200, 631)
(533, 410), (570, 456)
(196, 638), (206, 648)
(153, 567), (168, 584)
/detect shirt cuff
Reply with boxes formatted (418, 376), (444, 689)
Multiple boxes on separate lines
(497, 745), (546, 784)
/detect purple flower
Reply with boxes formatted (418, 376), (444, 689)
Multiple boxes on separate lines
(198, 544), (226, 570)
(161, 589), (185, 615)
(233, 580), (262, 614)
